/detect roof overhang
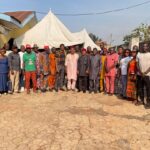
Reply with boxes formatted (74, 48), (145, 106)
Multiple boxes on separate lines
(0, 12), (36, 30)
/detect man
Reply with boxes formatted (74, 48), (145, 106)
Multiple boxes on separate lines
(105, 47), (119, 95)
(8, 45), (20, 93)
(137, 43), (150, 108)
(23, 44), (37, 94)
(77, 48), (89, 93)
(32, 44), (41, 90)
(55, 44), (66, 91)
(19, 45), (25, 92)
(89, 48), (101, 93)
(39, 46), (50, 92)
(65, 46), (79, 91)
(48, 47), (57, 91)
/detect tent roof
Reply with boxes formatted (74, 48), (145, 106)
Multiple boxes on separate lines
(15, 11), (83, 48)
(73, 29), (100, 50)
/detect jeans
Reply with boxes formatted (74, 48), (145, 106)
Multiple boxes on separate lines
(121, 75), (127, 97)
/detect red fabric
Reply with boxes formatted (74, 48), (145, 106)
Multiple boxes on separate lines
(25, 71), (37, 91)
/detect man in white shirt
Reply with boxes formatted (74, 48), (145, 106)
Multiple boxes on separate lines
(137, 43), (150, 109)
(19, 45), (25, 92)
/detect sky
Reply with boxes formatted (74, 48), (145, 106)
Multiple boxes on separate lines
(1, 0), (150, 45)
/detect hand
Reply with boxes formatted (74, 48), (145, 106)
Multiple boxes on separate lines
(11, 70), (14, 75)
(86, 70), (89, 74)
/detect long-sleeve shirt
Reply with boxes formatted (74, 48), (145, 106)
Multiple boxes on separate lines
(8, 52), (20, 71)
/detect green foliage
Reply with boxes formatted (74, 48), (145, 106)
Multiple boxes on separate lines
(89, 33), (101, 42)
(123, 23), (150, 45)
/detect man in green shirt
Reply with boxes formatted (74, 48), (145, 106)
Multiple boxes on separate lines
(23, 44), (37, 94)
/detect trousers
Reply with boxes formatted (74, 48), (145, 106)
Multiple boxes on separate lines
(25, 71), (37, 91)
(137, 75), (150, 103)
(78, 76), (87, 92)
(10, 70), (20, 92)
(105, 76), (115, 94)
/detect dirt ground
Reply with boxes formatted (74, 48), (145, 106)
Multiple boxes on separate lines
(0, 91), (150, 150)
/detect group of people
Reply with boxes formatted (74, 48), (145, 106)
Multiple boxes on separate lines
(0, 42), (150, 109)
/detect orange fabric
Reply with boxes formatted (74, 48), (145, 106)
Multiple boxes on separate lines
(48, 54), (56, 88)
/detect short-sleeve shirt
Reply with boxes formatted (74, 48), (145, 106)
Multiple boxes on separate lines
(137, 52), (150, 76)
(120, 56), (132, 75)
(23, 52), (36, 71)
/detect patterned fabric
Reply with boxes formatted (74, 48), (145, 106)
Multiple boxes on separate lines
(126, 59), (137, 100)
(48, 53), (56, 89)
(35, 53), (41, 89)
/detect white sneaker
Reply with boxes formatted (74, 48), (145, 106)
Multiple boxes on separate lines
(20, 87), (25, 92)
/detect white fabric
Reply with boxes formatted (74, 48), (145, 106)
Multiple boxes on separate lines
(73, 29), (100, 50)
(15, 11), (83, 49)
(65, 53), (79, 80)
(5, 50), (12, 56)
(19, 51), (24, 69)
(120, 56), (132, 75)
(137, 52), (150, 76)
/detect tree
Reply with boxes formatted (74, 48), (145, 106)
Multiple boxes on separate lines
(123, 23), (150, 46)
(89, 33), (101, 43)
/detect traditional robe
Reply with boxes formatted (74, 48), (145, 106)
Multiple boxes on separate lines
(65, 53), (79, 81)
(89, 54), (101, 80)
(48, 53), (56, 89)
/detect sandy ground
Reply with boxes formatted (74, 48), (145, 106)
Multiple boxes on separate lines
(0, 91), (150, 150)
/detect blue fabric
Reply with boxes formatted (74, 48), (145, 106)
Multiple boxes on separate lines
(0, 57), (9, 73)
(0, 73), (8, 92)
(121, 75), (127, 97)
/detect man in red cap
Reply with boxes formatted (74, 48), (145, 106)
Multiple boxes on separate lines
(77, 48), (89, 93)
(39, 45), (50, 92)
(23, 44), (37, 94)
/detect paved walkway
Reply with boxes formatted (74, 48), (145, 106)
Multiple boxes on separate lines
(0, 92), (150, 150)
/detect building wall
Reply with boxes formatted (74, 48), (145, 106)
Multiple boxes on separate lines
(0, 16), (37, 48)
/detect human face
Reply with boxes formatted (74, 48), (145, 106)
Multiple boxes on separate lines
(0, 49), (6, 56)
(26, 48), (31, 53)
(82, 50), (86, 55)
(13, 48), (18, 53)
(93, 49), (97, 55)
(131, 51), (137, 58)
(60, 45), (65, 51)
(110, 48), (115, 54)
(125, 50), (130, 57)
(33, 47), (38, 53)
(21, 46), (25, 52)
(143, 44), (149, 52)
(118, 48), (123, 55)
(70, 48), (75, 54)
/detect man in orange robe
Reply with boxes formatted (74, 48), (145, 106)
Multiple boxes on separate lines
(48, 47), (57, 91)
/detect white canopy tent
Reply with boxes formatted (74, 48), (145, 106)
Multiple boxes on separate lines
(73, 29), (100, 50)
(15, 11), (83, 48)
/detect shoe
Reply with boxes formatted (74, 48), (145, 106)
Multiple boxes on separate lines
(60, 88), (65, 91)
(83, 91), (86, 93)
(20, 87), (25, 92)
(94, 91), (97, 94)
(8, 91), (13, 94)
(41, 89), (46, 93)
(27, 91), (30, 94)
(55, 89), (58, 92)
(144, 103), (150, 109)
(89, 91), (92, 94)
(78, 90), (81, 93)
